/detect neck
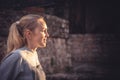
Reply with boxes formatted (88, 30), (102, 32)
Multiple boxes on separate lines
(25, 44), (37, 53)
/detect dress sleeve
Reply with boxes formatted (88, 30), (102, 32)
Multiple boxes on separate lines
(0, 52), (23, 80)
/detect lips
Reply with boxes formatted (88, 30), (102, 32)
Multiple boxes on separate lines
(43, 39), (47, 43)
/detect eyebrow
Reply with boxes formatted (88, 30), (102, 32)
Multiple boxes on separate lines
(41, 27), (48, 31)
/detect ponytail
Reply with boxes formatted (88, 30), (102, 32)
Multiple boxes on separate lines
(7, 22), (25, 53)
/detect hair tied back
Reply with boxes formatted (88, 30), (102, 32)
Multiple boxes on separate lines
(16, 21), (20, 24)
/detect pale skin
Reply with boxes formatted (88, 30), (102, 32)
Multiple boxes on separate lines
(24, 19), (49, 53)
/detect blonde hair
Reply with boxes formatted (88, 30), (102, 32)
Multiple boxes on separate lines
(7, 14), (44, 53)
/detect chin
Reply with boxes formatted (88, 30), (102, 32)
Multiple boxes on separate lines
(38, 44), (47, 48)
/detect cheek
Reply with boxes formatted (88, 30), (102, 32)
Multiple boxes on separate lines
(36, 33), (45, 41)
(32, 30), (45, 42)
(32, 34), (40, 42)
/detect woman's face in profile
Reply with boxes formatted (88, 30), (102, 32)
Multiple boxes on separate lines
(30, 19), (49, 48)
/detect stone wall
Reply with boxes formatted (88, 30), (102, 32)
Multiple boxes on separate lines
(37, 14), (71, 74)
(46, 34), (120, 80)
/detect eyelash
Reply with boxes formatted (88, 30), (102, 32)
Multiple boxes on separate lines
(42, 29), (47, 33)
(43, 30), (46, 32)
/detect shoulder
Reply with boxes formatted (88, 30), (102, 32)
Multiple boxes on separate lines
(0, 48), (24, 65)
(0, 48), (26, 78)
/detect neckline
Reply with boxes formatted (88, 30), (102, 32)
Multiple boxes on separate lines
(22, 46), (37, 54)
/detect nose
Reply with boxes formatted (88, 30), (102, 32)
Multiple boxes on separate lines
(46, 31), (49, 38)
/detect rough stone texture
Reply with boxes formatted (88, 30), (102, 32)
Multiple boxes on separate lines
(46, 73), (79, 80)
(67, 34), (120, 80)
(0, 37), (7, 61)
(37, 38), (71, 74)
(44, 14), (69, 38)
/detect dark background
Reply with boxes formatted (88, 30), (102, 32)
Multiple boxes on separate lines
(0, 0), (120, 34)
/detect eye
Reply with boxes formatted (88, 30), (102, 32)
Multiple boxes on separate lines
(40, 29), (46, 33)
(40, 27), (48, 33)
(43, 29), (46, 32)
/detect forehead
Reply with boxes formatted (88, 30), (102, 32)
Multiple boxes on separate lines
(37, 18), (47, 29)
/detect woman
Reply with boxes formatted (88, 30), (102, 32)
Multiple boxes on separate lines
(0, 14), (49, 80)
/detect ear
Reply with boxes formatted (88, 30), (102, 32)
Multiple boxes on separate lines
(25, 29), (32, 40)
